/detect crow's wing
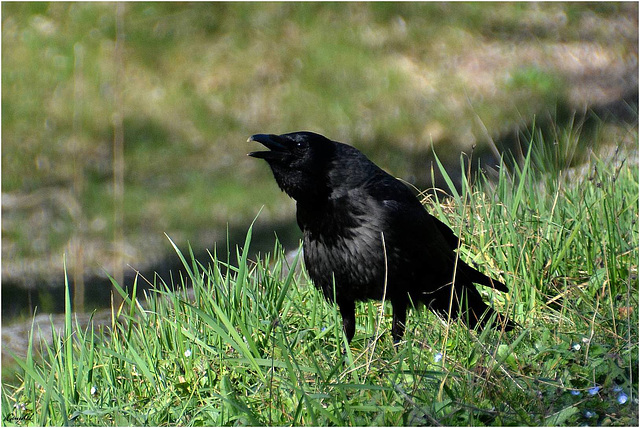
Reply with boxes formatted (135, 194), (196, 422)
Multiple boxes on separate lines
(364, 172), (508, 292)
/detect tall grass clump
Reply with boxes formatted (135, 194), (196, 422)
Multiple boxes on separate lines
(2, 122), (637, 426)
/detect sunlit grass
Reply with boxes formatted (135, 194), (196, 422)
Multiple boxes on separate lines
(2, 124), (637, 426)
(2, 2), (636, 280)
(2, 4), (637, 422)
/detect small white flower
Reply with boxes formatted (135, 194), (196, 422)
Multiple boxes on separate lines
(90, 385), (98, 395)
(184, 349), (192, 358)
(587, 385), (601, 395)
(434, 352), (443, 363)
(571, 343), (581, 351)
(617, 392), (628, 404)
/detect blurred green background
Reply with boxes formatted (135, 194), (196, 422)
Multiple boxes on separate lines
(2, 2), (637, 317)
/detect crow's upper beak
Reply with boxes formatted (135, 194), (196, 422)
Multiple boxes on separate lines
(247, 134), (289, 160)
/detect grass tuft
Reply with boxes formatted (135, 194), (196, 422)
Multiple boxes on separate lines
(2, 123), (637, 426)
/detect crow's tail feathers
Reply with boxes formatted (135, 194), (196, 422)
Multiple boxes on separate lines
(458, 260), (509, 293)
(426, 280), (516, 332)
(461, 288), (516, 332)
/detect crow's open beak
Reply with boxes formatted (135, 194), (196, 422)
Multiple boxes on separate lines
(247, 134), (289, 160)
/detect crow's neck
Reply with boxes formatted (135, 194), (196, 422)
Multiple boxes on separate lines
(271, 165), (330, 203)
(296, 196), (362, 242)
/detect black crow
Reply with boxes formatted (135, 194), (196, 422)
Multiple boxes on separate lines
(248, 131), (514, 343)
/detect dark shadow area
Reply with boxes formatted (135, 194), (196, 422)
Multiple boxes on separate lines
(2, 87), (637, 324)
(401, 86), (638, 195)
(1, 220), (301, 322)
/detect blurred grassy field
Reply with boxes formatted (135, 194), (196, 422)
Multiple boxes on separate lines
(2, 3), (637, 299)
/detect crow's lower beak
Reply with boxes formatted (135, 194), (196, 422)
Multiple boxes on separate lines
(247, 134), (289, 159)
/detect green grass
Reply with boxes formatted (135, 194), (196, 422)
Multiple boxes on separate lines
(2, 125), (637, 426)
(2, 2), (637, 283)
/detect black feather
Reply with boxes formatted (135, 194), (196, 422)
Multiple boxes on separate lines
(249, 131), (515, 343)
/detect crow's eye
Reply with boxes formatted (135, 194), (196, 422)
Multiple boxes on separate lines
(295, 141), (305, 151)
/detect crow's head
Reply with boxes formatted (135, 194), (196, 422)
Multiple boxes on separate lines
(248, 131), (335, 202)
